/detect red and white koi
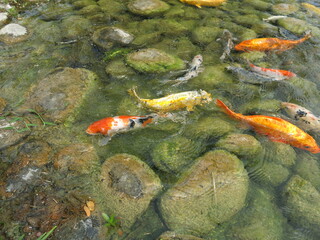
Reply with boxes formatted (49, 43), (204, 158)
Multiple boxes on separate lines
(281, 102), (320, 132)
(86, 114), (158, 145)
(248, 62), (296, 80)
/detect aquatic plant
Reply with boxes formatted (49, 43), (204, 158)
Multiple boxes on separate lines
(103, 48), (132, 62)
(17, 226), (57, 240)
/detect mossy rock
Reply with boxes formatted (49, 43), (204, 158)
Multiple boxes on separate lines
(252, 22), (279, 36)
(160, 150), (249, 235)
(215, 133), (263, 158)
(127, 0), (170, 16)
(78, 5), (102, 15)
(36, 21), (62, 43)
(234, 14), (261, 27)
(272, 3), (299, 15)
(73, 0), (97, 8)
(265, 142), (296, 167)
(151, 136), (203, 173)
(157, 231), (204, 240)
(238, 51), (266, 62)
(243, 0), (271, 11)
(191, 26), (222, 45)
(132, 32), (162, 46)
(282, 175), (320, 234)
(183, 117), (235, 140)
(126, 48), (185, 73)
(239, 99), (281, 114)
(60, 15), (91, 39)
(98, 154), (162, 230)
(105, 59), (136, 79)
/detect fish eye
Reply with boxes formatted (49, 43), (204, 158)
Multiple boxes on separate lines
(304, 146), (310, 149)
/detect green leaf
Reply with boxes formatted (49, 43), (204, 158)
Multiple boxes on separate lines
(102, 213), (110, 221)
(2, 126), (14, 130)
(9, 117), (22, 122)
(26, 123), (38, 127)
(44, 122), (56, 126)
(16, 128), (30, 132)
(37, 226), (57, 240)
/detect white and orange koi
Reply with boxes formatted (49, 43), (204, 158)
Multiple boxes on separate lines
(248, 62), (296, 80)
(128, 87), (212, 112)
(86, 114), (158, 145)
(281, 102), (320, 132)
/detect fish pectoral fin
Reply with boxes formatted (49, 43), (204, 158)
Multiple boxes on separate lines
(98, 136), (112, 146)
(195, 4), (202, 8)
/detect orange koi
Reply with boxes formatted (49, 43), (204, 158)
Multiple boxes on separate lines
(234, 32), (311, 52)
(180, 0), (226, 8)
(86, 114), (157, 145)
(249, 62), (296, 80)
(216, 99), (320, 153)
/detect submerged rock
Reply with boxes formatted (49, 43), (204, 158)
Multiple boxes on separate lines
(272, 3), (299, 15)
(0, 117), (30, 150)
(215, 133), (263, 158)
(160, 150), (249, 235)
(92, 27), (134, 50)
(0, 12), (8, 27)
(128, 0), (170, 16)
(158, 231), (204, 240)
(99, 154), (162, 230)
(191, 26), (222, 45)
(228, 185), (286, 240)
(126, 48), (185, 73)
(0, 97), (6, 113)
(22, 67), (97, 123)
(0, 23), (29, 44)
(282, 175), (320, 234)
(151, 136), (203, 173)
(105, 59), (136, 79)
(54, 143), (99, 175)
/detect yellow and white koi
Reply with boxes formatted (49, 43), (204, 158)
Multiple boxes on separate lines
(128, 87), (212, 112)
(180, 0), (226, 8)
(302, 3), (320, 17)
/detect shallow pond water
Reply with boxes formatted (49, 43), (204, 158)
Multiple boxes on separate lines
(2, 0), (320, 239)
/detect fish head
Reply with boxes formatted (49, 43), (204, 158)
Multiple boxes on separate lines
(281, 102), (299, 115)
(86, 124), (102, 135)
(302, 144), (320, 154)
(86, 118), (112, 135)
(200, 90), (213, 103)
(234, 43), (247, 51)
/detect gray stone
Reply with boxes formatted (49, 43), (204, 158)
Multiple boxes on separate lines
(0, 23), (29, 44)
(128, 0), (170, 16)
(0, 12), (8, 27)
(92, 27), (134, 49)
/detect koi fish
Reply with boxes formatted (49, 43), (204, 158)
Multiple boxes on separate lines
(302, 3), (320, 17)
(180, 0), (226, 8)
(162, 55), (204, 86)
(128, 87), (212, 112)
(281, 102), (320, 132)
(248, 62), (296, 80)
(234, 32), (312, 52)
(86, 114), (157, 145)
(216, 99), (320, 153)
(216, 29), (238, 61)
(262, 15), (287, 22)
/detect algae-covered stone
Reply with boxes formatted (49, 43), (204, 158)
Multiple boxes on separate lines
(266, 142), (296, 167)
(132, 32), (162, 46)
(60, 15), (91, 39)
(282, 175), (320, 233)
(22, 67), (97, 123)
(99, 154), (162, 230)
(294, 153), (320, 190)
(277, 17), (310, 35)
(228, 185), (285, 240)
(234, 14), (261, 27)
(158, 231), (204, 240)
(78, 5), (101, 15)
(238, 28), (257, 41)
(0, 12), (8, 27)
(151, 136), (203, 173)
(261, 161), (290, 187)
(126, 48), (185, 73)
(243, 0), (271, 11)
(73, 0), (97, 8)
(183, 117), (234, 140)
(238, 51), (266, 62)
(272, 3), (299, 15)
(105, 59), (136, 79)
(53, 143), (99, 175)
(160, 150), (249, 235)
(252, 22), (279, 36)
(128, 0), (170, 16)
(191, 26), (222, 45)
(37, 21), (62, 43)
(239, 99), (281, 114)
(92, 27), (134, 50)
(192, 65), (233, 88)
(215, 133), (263, 158)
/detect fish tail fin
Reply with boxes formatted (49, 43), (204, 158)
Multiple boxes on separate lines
(128, 86), (141, 101)
(216, 99), (241, 120)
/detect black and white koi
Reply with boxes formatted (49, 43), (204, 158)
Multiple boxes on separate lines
(216, 29), (237, 61)
(281, 102), (320, 132)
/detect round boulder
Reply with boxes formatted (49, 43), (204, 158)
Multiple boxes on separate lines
(126, 48), (185, 73)
(92, 27), (134, 50)
(99, 154), (162, 230)
(272, 3), (299, 15)
(160, 150), (249, 235)
(128, 0), (170, 16)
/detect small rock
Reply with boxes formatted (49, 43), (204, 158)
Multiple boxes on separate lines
(99, 154), (162, 230)
(0, 12), (8, 27)
(158, 231), (204, 240)
(272, 3), (299, 15)
(126, 48), (185, 73)
(92, 27), (134, 50)
(128, 0), (170, 16)
(105, 59), (136, 79)
(192, 26), (222, 45)
(0, 23), (29, 44)
(54, 143), (99, 175)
